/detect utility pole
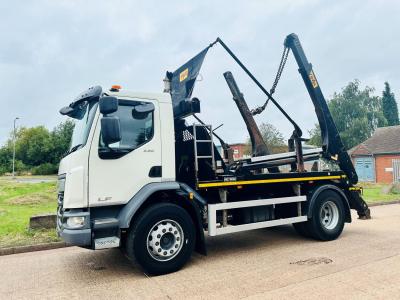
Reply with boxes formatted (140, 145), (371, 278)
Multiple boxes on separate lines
(12, 117), (19, 178)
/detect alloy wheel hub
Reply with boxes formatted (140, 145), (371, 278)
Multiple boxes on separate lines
(147, 219), (184, 261)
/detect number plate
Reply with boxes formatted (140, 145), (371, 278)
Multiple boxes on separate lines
(94, 237), (120, 250)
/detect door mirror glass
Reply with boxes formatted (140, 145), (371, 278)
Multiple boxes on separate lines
(132, 103), (155, 120)
(99, 96), (118, 115)
(101, 116), (121, 145)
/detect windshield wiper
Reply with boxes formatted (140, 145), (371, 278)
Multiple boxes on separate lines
(67, 144), (83, 155)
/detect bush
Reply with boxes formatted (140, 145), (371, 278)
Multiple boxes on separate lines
(15, 160), (29, 174)
(0, 160), (30, 175)
(391, 183), (400, 195)
(31, 163), (58, 175)
(0, 166), (7, 175)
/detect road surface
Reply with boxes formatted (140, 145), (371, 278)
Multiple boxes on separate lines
(1, 204), (400, 299)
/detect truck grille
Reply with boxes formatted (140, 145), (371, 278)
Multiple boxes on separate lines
(57, 191), (64, 231)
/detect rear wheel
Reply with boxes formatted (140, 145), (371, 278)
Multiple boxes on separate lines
(307, 190), (345, 241)
(126, 203), (195, 275)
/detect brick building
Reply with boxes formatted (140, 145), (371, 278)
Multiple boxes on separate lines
(349, 126), (400, 183)
(216, 143), (251, 161)
(229, 143), (250, 160)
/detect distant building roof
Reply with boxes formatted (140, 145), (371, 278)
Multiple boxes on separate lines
(349, 125), (400, 156)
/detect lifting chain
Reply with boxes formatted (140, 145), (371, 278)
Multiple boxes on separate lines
(251, 46), (290, 116)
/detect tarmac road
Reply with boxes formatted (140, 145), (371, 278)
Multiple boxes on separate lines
(1, 204), (400, 299)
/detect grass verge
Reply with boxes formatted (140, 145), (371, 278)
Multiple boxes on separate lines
(360, 183), (400, 204)
(0, 176), (59, 248)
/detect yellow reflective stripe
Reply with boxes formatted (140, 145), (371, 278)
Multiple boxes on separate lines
(349, 186), (363, 191)
(198, 175), (345, 188)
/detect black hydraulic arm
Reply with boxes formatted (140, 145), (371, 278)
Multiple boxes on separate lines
(284, 33), (358, 185)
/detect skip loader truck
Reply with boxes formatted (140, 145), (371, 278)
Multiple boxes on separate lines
(57, 33), (371, 275)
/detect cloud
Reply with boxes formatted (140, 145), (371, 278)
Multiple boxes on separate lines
(0, 0), (399, 145)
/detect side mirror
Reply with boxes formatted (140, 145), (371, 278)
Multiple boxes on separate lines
(101, 116), (121, 145)
(132, 103), (155, 120)
(99, 96), (118, 115)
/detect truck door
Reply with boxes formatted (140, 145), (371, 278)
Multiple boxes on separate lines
(88, 98), (161, 207)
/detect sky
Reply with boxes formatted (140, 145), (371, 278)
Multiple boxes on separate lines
(1, 0), (399, 146)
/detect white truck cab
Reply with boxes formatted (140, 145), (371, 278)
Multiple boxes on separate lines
(59, 88), (175, 209)
(57, 86), (180, 251)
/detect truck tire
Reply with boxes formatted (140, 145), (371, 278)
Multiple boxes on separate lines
(306, 190), (345, 241)
(293, 222), (311, 238)
(126, 202), (196, 275)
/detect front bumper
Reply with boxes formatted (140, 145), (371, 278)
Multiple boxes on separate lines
(59, 228), (92, 246)
(57, 191), (92, 247)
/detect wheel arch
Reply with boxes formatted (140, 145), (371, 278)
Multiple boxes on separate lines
(118, 182), (207, 255)
(307, 184), (352, 223)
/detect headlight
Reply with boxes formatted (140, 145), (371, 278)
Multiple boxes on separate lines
(66, 216), (85, 229)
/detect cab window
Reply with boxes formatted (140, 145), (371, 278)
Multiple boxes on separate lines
(99, 100), (154, 159)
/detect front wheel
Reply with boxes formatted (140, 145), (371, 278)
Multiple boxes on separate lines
(126, 203), (196, 275)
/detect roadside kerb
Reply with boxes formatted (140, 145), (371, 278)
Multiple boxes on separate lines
(0, 241), (69, 256)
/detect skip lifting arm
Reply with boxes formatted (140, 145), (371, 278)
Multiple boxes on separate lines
(284, 33), (370, 219)
(166, 34), (370, 217)
(284, 33), (358, 185)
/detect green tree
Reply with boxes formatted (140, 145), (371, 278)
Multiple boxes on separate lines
(244, 122), (286, 155)
(0, 147), (12, 174)
(308, 80), (387, 149)
(382, 82), (399, 126)
(49, 120), (75, 164)
(13, 126), (53, 166)
(0, 120), (74, 174)
(307, 125), (322, 147)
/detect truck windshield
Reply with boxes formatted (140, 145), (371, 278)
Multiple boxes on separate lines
(69, 101), (98, 152)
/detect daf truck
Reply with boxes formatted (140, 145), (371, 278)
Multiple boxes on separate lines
(57, 34), (370, 275)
